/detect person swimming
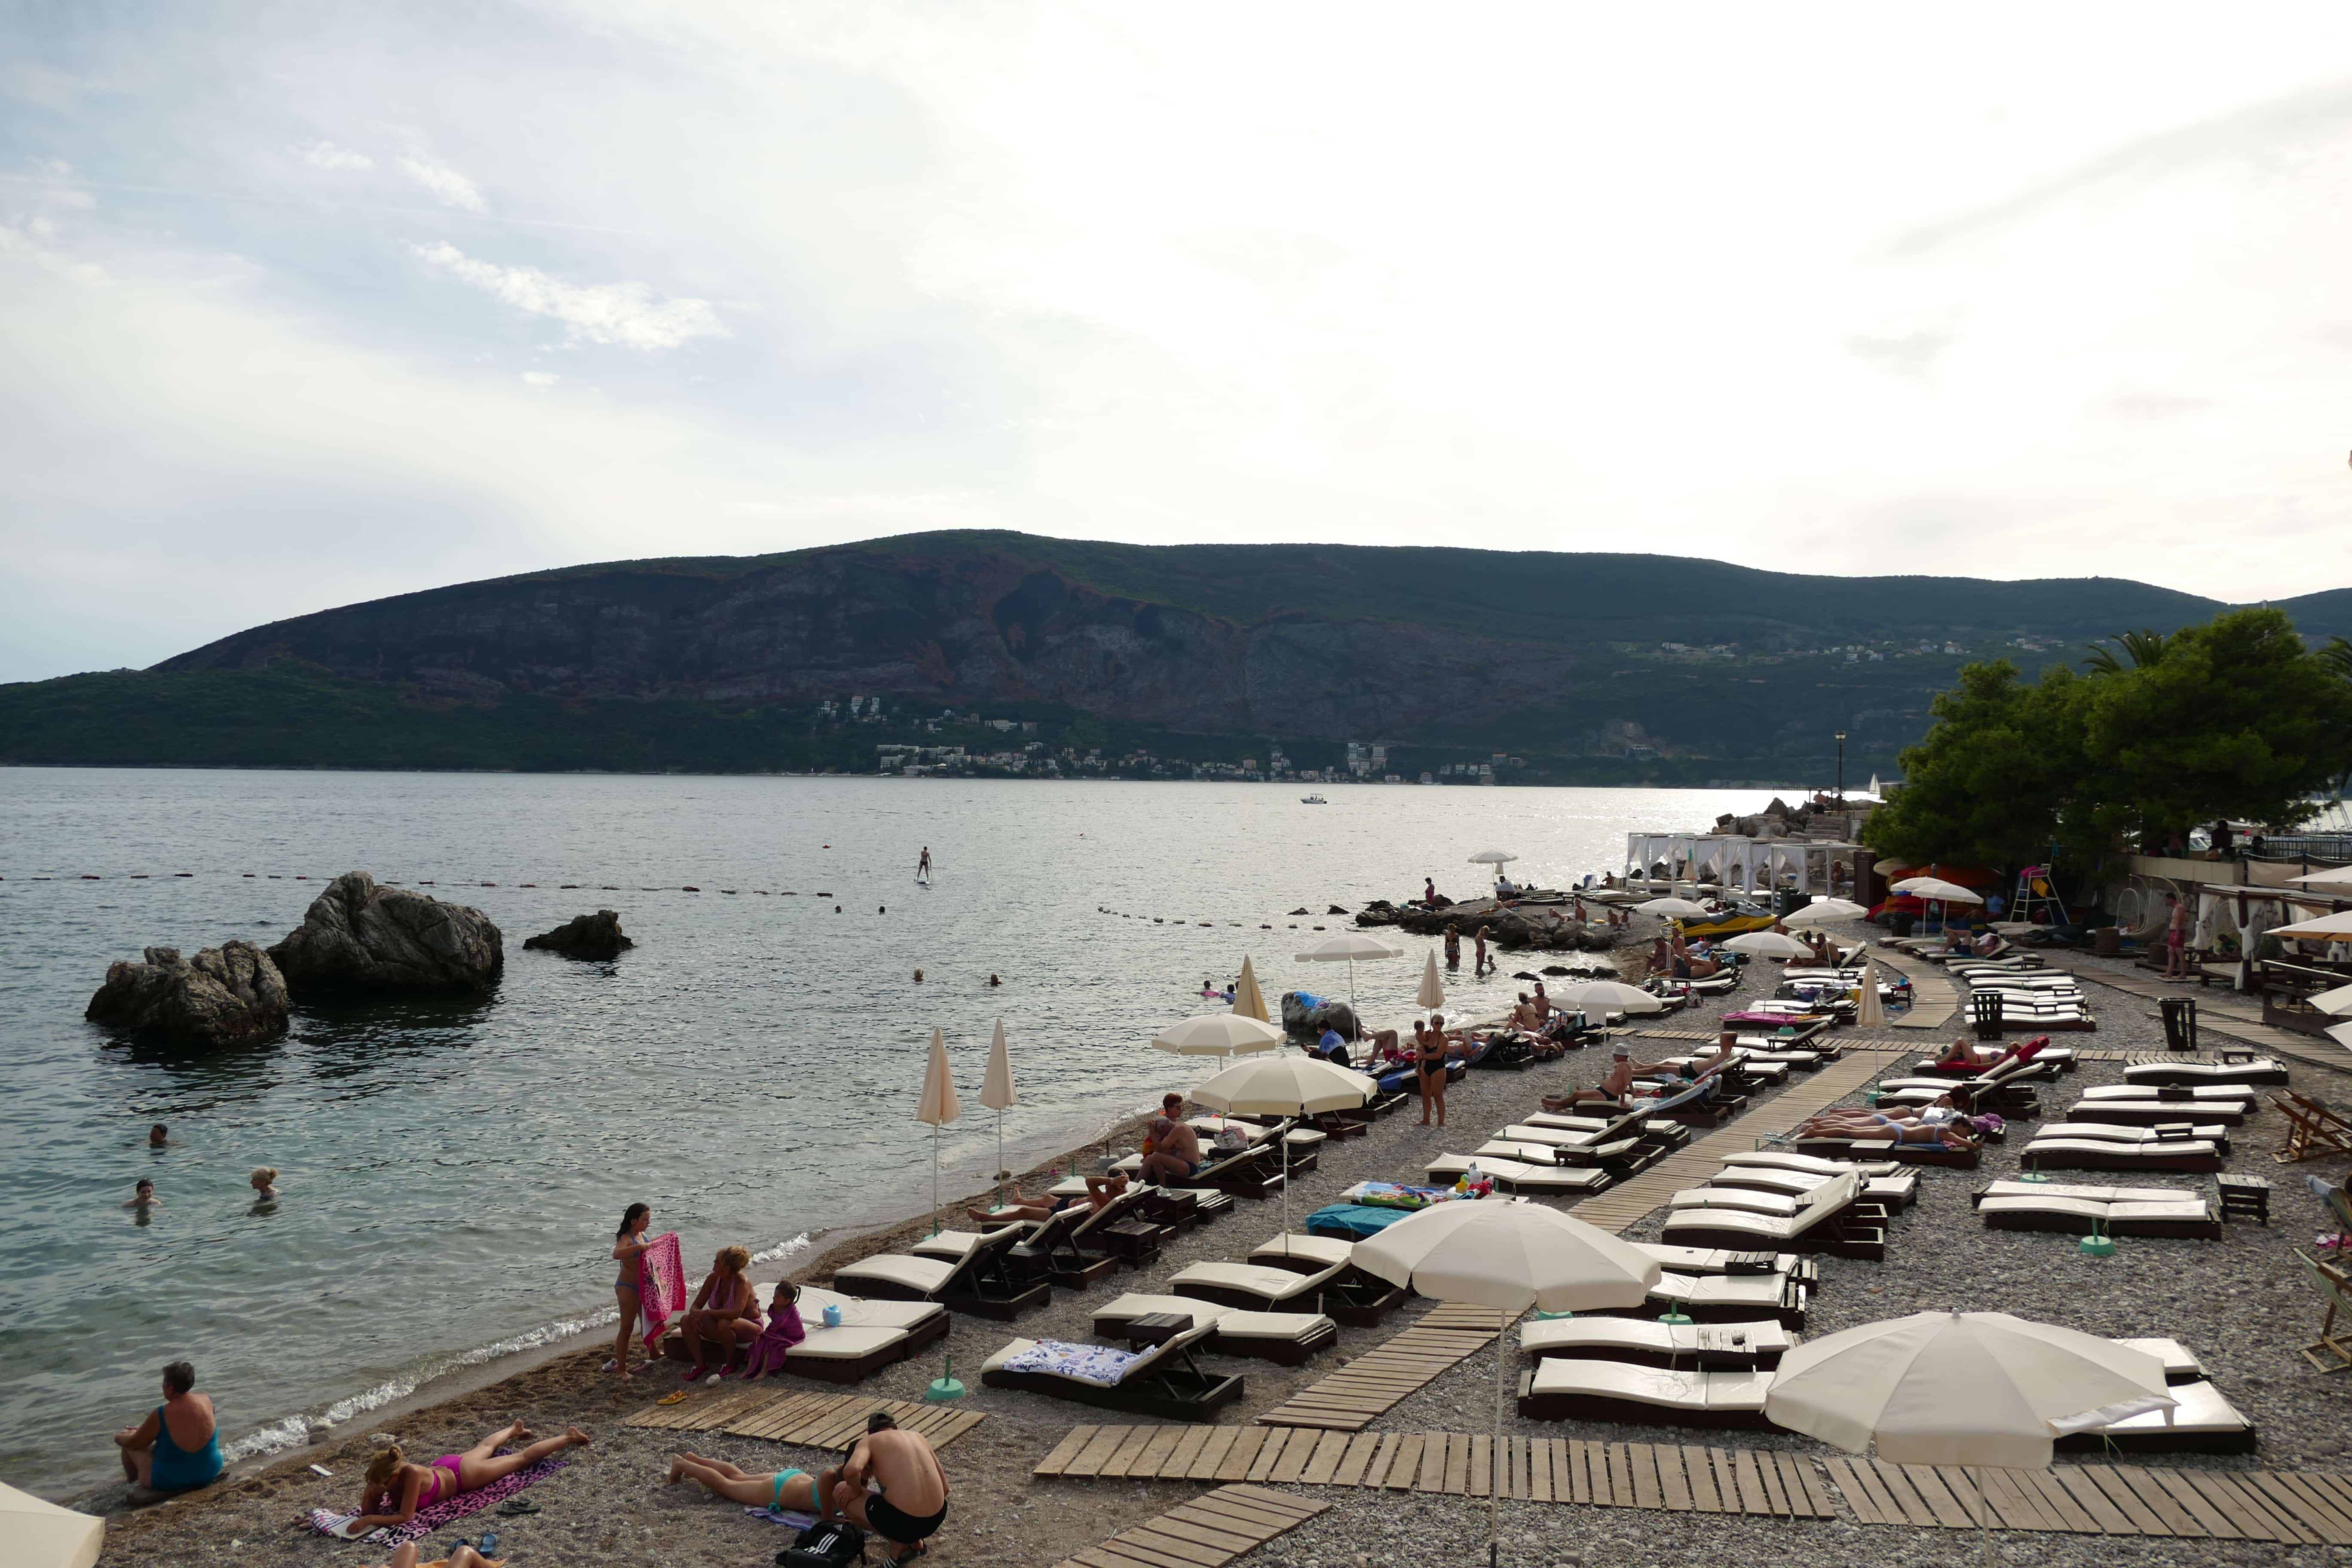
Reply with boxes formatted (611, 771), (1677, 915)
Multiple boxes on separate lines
(123, 1179), (158, 1210)
(249, 1166), (279, 1200)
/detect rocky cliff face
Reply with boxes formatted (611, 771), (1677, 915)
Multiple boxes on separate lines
(158, 546), (1579, 740)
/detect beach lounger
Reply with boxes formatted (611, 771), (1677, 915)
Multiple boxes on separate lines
(1088, 1292), (1339, 1365)
(1613, 1270), (1808, 1327)
(1519, 1315), (1793, 1369)
(740, 1287), (949, 1383)
(980, 1321), (1244, 1421)
(1425, 1153), (1614, 1195)
(2062, 1098), (2247, 1128)
(2018, 1136), (2224, 1174)
(1660, 1173), (1886, 1259)
(1516, 1358), (1772, 1427)
(1975, 1185), (2221, 1240)
(2082, 1082), (2254, 1102)
(2127, 1058), (2290, 1088)
(1792, 1134), (1979, 1170)
(1717, 1149), (1898, 1179)
(2113, 1335), (2207, 1382)
(1165, 1256), (1395, 1323)
(2052, 1380), (2255, 1454)
(2275, 1091), (2352, 1164)
(2031, 1121), (2233, 1153)
(1703, 1166), (1918, 1207)
(830, 1223), (1051, 1319)
(1068, 1186), (1175, 1267)
(1629, 1243), (1817, 1286)
(1243, 1233), (1408, 1324)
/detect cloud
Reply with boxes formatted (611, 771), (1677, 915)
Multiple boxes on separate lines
(409, 241), (727, 349)
(300, 141), (374, 172)
(520, 370), (559, 386)
(397, 156), (485, 211)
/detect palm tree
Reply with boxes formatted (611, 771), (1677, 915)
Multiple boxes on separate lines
(2321, 636), (2352, 683)
(2082, 628), (2170, 675)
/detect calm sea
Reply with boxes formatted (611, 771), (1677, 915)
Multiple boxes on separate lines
(0, 768), (1783, 1497)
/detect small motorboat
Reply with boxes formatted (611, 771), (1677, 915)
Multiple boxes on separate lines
(1300, 794), (1328, 804)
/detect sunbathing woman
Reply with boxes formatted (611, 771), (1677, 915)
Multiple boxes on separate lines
(968, 1173), (1127, 1225)
(1931, 1038), (2000, 1071)
(352, 1423), (591, 1532)
(681, 1245), (763, 1381)
(667, 1449), (824, 1510)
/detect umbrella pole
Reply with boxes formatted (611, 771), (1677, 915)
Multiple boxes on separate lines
(1491, 1305), (1514, 1568)
(1974, 1467), (1993, 1568)
(1280, 1126), (1291, 1238)
(931, 1124), (941, 1237)
(996, 1110), (1005, 1205)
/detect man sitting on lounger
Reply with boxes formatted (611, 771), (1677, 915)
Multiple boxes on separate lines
(1562, 1049), (1640, 1108)
(1138, 1093), (1206, 1183)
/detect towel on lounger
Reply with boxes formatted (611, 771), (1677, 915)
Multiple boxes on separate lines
(636, 1231), (688, 1345)
(999, 1339), (1144, 1386)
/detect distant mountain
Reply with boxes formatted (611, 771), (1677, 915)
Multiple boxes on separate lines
(3, 532), (2342, 781)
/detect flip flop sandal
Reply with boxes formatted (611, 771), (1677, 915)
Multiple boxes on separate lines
(497, 1499), (544, 1516)
(656, 1390), (691, 1406)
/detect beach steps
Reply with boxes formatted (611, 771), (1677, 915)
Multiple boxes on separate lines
(622, 1384), (986, 1451)
(1032, 1424), (2352, 1542)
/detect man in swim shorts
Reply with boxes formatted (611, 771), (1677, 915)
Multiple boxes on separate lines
(821, 1411), (949, 1562)
(1139, 1093), (1204, 1183)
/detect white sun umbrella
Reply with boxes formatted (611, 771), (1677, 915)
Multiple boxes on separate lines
(1767, 1311), (2173, 1566)
(2273, 909), (2352, 939)
(1467, 848), (1518, 869)
(1188, 1054), (1375, 1237)
(1293, 930), (1404, 1010)
(1, 1481), (102, 1568)
(979, 1018), (1017, 1199)
(1783, 897), (1870, 926)
(1855, 949), (1886, 1028)
(2329, 1019), (2352, 1050)
(2310, 981), (2352, 1017)
(1416, 949), (1446, 1017)
(1637, 896), (1709, 919)
(1358, 1202), (1662, 1568)
(1894, 876), (1983, 935)
(1553, 978), (1666, 1016)
(1151, 1013), (1286, 1057)
(916, 1026), (961, 1232)
(2287, 866), (2352, 886)
(1723, 929), (1810, 959)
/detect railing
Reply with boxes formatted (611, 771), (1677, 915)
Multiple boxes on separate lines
(2250, 836), (2352, 863)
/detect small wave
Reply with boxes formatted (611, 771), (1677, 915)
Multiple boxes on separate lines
(221, 1234), (816, 1462)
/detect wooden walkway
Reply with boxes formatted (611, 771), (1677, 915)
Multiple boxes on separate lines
(1252, 1302), (1503, 1431)
(1869, 949), (1956, 1029)
(1036, 1424), (1832, 1516)
(1050, 1483), (1327, 1568)
(621, 1385), (986, 1451)
(1033, 1424), (2352, 1542)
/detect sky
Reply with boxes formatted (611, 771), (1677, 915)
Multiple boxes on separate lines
(6, 3), (2352, 683)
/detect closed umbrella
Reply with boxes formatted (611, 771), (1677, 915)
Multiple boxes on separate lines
(916, 1026), (960, 1230)
(980, 1018), (1017, 1199)
(1855, 950), (1886, 1029)
(1553, 979), (1665, 1016)
(1294, 931), (1403, 1010)
(1, 1482), (101, 1568)
(1232, 955), (1271, 1023)
(1189, 1054), (1375, 1237)
(1151, 1013), (1285, 1057)
(1416, 950), (1446, 1016)
(1357, 1202), (1661, 1568)
(1783, 897), (1869, 926)
(1766, 1311), (2173, 1566)
(1723, 930), (1809, 959)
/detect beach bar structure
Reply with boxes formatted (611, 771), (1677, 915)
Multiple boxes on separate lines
(1623, 832), (1862, 897)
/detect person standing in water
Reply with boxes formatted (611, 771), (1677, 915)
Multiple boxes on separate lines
(916, 846), (932, 884)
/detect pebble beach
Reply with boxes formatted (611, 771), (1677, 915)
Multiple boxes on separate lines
(87, 926), (2352, 1568)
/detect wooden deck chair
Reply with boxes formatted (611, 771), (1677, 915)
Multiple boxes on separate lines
(2272, 1091), (2352, 1164)
(1969, 989), (2004, 1041)
(2297, 1250), (2352, 1372)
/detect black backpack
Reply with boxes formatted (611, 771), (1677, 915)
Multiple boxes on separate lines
(777, 1518), (865, 1567)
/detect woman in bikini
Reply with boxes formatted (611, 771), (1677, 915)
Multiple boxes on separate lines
(1414, 1018), (1450, 1127)
(611, 1202), (652, 1378)
(680, 1244), (763, 1381)
(351, 1423), (591, 1532)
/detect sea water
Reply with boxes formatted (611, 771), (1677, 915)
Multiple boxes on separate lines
(0, 768), (1783, 1496)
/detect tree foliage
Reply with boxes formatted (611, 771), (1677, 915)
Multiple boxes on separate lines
(1868, 608), (2352, 871)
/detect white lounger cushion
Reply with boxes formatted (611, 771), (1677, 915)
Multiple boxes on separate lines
(1978, 1196), (2211, 1226)
(1523, 1113), (1617, 1132)
(1427, 1154), (1607, 1190)
(2082, 1084), (2251, 1101)
(2024, 1137), (2219, 1160)
(2080, 1380), (2245, 1436)
(1718, 1151), (1896, 1178)
(1214, 1311), (1334, 1342)
(1091, 1292), (1326, 1341)
(1669, 1187), (1799, 1217)
(1978, 1180), (2194, 1204)
(1632, 1244), (1803, 1276)
(2115, 1336), (2204, 1379)
(789, 1325), (908, 1361)
(1521, 1317), (1791, 1358)
(797, 1288), (946, 1333)
(1526, 1358), (1772, 1412)
(1168, 1260), (1344, 1302)
(2038, 1122), (2231, 1144)
(1251, 1234), (1354, 1268)
(912, 1226), (1028, 1262)
(2124, 1060), (2279, 1082)
(2061, 1103), (2245, 1123)
(832, 1255), (959, 1294)
(1651, 1272), (1791, 1309)
(1477, 1139), (1572, 1164)
(1091, 1294), (1228, 1330)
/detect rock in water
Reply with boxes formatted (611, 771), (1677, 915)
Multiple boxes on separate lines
(86, 941), (290, 1046)
(522, 910), (632, 961)
(270, 871), (504, 993)
(1279, 990), (1360, 1041)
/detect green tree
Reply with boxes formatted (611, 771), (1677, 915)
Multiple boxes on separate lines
(2081, 629), (2170, 676)
(2072, 606), (2352, 845)
(1862, 660), (2088, 869)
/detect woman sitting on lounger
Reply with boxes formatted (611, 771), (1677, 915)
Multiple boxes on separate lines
(740, 1280), (807, 1379)
(353, 1423), (590, 1532)
(681, 1245), (762, 1381)
(973, 1173), (1128, 1225)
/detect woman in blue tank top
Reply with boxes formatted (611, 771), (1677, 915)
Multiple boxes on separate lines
(115, 1360), (223, 1492)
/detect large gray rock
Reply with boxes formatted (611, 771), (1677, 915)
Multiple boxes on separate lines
(270, 872), (503, 993)
(86, 941), (290, 1046)
(522, 910), (632, 961)
(1280, 990), (1359, 1041)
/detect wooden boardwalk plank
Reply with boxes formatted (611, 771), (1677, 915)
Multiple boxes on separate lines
(2050, 1469), (2140, 1534)
(1683, 1446), (1723, 1513)
(1035, 1425), (1099, 1476)
(1654, 1445), (1693, 1512)
(1821, 1457), (1884, 1524)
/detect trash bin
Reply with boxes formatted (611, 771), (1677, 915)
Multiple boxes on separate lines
(1892, 913), (1915, 938)
(2161, 995), (2198, 1053)
(2092, 926), (2121, 956)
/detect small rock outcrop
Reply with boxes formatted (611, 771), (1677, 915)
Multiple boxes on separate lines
(523, 910), (632, 961)
(1280, 990), (1360, 1041)
(86, 941), (290, 1046)
(270, 872), (504, 994)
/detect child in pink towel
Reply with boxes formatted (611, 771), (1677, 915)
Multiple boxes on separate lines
(741, 1281), (808, 1380)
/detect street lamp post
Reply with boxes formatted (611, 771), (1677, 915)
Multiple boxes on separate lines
(1834, 730), (1847, 800)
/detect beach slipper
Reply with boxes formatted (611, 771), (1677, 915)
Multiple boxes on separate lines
(683, 1365), (708, 1382)
(498, 1498), (544, 1516)
(655, 1391), (690, 1406)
